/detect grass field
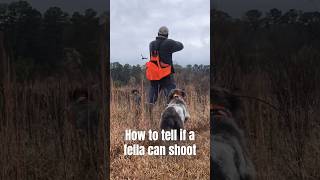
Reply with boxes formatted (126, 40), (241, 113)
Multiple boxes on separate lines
(0, 79), (105, 179)
(110, 82), (210, 179)
(215, 61), (320, 180)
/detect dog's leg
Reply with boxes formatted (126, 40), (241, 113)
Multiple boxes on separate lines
(174, 118), (184, 140)
(184, 106), (190, 122)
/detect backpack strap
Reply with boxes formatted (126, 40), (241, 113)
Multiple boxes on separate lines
(156, 39), (165, 51)
(151, 39), (166, 57)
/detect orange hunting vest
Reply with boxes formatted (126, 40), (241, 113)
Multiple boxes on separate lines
(146, 41), (172, 80)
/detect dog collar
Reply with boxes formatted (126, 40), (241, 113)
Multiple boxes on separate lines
(211, 103), (232, 118)
(211, 104), (226, 111)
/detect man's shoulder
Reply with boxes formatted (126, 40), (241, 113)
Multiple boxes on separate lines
(150, 39), (157, 44)
(165, 39), (175, 43)
(164, 39), (181, 45)
(150, 38), (180, 47)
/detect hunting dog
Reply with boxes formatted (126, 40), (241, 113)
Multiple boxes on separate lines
(68, 88), (99, 139)
(131, 89), (142, 128)
(131, 89), (141, 106)
(160, 89), (190, 131)
(211, 86), (256, 180)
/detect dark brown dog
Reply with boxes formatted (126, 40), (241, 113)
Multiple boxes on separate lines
(131, 89), (141, 127)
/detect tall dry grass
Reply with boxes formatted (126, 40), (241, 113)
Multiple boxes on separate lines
(110, 80), (210, 179)
(214, 52), (320, 179)
(0, 21), (109, 180)
(0, 79), (103, 180)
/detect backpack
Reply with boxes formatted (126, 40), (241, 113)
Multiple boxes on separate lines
(145, 40), (172, 80)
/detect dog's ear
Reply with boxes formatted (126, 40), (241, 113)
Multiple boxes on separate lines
(181, 88), (186, 98)
(227, 93), (240, 113)
(168, 89), (176, 100)
(229, 87), (241, 112)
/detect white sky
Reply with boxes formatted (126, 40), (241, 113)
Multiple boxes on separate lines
(110, 0), (210, 66)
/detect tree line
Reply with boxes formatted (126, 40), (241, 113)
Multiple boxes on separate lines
(111, 62), (210, 87)
(0, 1), (108, 80)
(213, 8), (320, 89)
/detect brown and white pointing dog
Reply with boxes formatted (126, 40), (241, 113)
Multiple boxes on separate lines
(211, 86), (256, 180)
(160, 89), (190, 131)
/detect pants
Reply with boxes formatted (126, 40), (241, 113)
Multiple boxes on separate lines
(148, 75), (176, 104)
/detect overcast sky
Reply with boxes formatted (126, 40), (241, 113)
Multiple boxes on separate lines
(213, 0), (320, 18)
(2, 0), (108, 13)
(110, 0), (210, 66)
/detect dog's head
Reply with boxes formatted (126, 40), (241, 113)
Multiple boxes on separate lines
(168, 88), (186, 103)
(131, 89), (140, 95)
(211, 86), (240, 118)
(69, 88), (89, 103)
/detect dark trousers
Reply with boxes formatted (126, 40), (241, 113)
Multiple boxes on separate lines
(148, 75), (176, 104)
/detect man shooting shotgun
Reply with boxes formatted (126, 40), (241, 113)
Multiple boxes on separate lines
(145, 26), (184, 104)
